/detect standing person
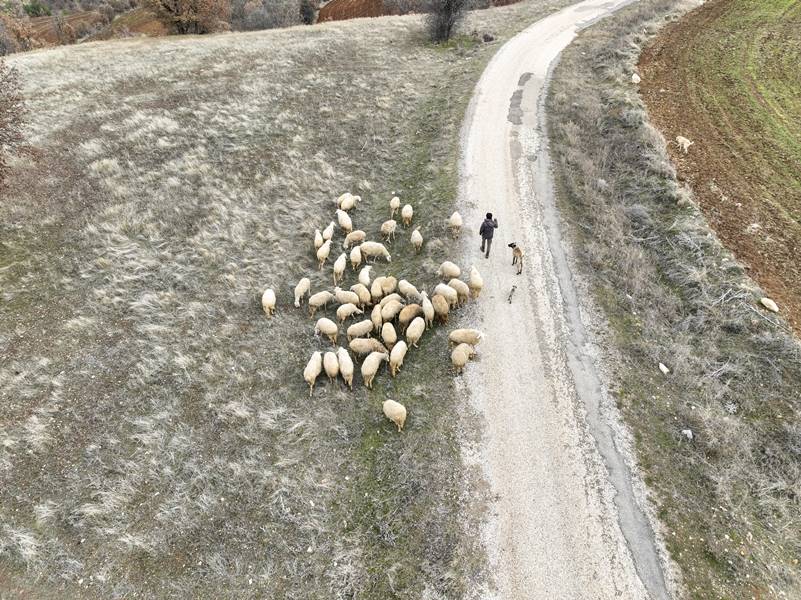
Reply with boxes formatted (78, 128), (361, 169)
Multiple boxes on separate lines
(479, 212), (499, 258)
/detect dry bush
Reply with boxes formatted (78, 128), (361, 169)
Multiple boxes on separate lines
(426, 0), (467, 42)
(0, 13), (37, 55)
(547, 0), (801, 596)
(0, 58), (24, 188)
(146, 0), (231, 33)
(230, 0), (303, 30)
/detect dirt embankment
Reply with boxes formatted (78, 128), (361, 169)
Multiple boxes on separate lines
(639, 0), (801, 335)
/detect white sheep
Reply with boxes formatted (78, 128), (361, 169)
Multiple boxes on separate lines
(336, 208), (353, 233)
(398, 279), (420, 301)
(398, 303), (422, 333)
(676, 135), (694, 153)
(381, 322), (397, 350)
(390, 195), (400, 219)
(303, 351), (323, 397)
(379, 293), (404, 308)
(383, 399), (407, 431)
(401, 204), (413, 227)
(349, 283), (371, 306)
(333, 253), (347, 285)
(438, 261), (461, 280)
(347, 319), (374, 341)
(433, 283), (459, 308)
(337, 347), (354, 390)
(381, 276), (397, 296)
(381, 299), (404, 322)
(361, 351), (389, 389)
(432, 294), (449, 324)
(350, 245), (362, 271)
(308, 290), (334, 318)
(294, 277), (311, 308)
(410, 226), (423, 252)
(469, 266), (483, 299)
(360, 241), (392, 263)
(389, 341), (408, 377)
(317, 240), (332, 270)
(370, 276), (387, 302)
(447, 278), (470, 306)
(451, 343), (476, 375)
(449, 328), (483, 346)
(322, 221), (335, 242)
(359, 265), (373, 287)
(337, 192), (359, 211)
(334, 287), (360, 306)
(315, 317), (339, 345)
(343, 230), (366, 249)
(314, 229), (323, 250)
(349, 337), (388, 356)
(261, 288), (276, 317)
(324, 351), (339, 383)
(448, 211), (463, 238)
(420, 291), (434, 329)
(381, 219), (397, 242)
(405, 316), (425, 348)
(336, 302), (363, 323)
(371, 304), (383, 333)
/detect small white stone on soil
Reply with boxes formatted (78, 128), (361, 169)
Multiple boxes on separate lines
(760, 297), (779, 313)
(658, 363), (670, 375)
(681, 429), (693, 441)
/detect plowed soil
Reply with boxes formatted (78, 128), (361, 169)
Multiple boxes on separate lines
(639, 0), (801, 335)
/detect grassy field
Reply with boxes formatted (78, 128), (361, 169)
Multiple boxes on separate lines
(639, 0), (801, 335)
(547, 0), (801, 597)
(0, 2), (573, 597)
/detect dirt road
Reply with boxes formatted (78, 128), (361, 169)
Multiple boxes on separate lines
(459, 1), (675, 598)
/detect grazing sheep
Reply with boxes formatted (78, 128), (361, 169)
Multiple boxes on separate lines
(381, 322), (397, 350)
(349, 283), (371, 306)
(371, 304), (383, 333)
(334, 287), (360, 306)
(383, 399), (407, 431)
(317, 240), (332, 270)
(333, 253), (347, 285)
(381, 299), (404, 322)
(336, 209), (353, 233)
(371, 277), (387, 302)
(314, 229), (323, 250)
(410, 226), (423, 252)
(361, 351), (389, 389)
(315, 317), (339, 344)
(337, 347), (354, 390)
(337, 192), (359, 211)
(336, 303), (363, 323)
(405, 317), (425, 348)
(379, 293), (404, 308)
(350, 245), (362, 271)
(308, 290), (334, 318)
(420, 291), (435, 328)
(389, 341), (408, 377)
(324, 351), (339, 383)
(676, 135), (694, 153)
(347, 319), (374, 341)
(359, 265), (373, 287)
(432, 294), (449, 324)
(469, 266), (483, 299)
(303, 351), (323, 397)
(449, 328), (483, 346)
(390, 195), (400, 219)
(438, 261), (461, 280)
(398, 303), (422, 333)
(381, 219), (397, 242)
(381, 276), (397, 296)
(433, 283), (459, 308)
(294, 278), (311, 308)
(398, 279), (421, 301)
(508, 242), (524, 275)
(401, 204), (413, 227)
(451, 343), (476, 375)
(360, 241), (392, 263)
(261, 288), (276, 317)
(322, 221), (335, 242)
(349, 337), (388, 357)
(448, 211), (463, 238)
(343, 229), (366, 249)
(448, 278), (470, 306)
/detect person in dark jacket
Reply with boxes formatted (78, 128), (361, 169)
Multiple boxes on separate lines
(479, 212), (499, 258)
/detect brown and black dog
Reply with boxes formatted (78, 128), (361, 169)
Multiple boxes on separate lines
(507, 242), (523, 275)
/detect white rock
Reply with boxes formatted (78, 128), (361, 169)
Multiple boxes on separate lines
(760, 297), (779, 313)
(658, 363), (670, 375)
(631, 72), (641, 84)
(681, 429), (693, 441)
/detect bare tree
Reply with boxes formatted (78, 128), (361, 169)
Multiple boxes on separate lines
(0, 58), (24, 189)
(427, 0), (468, 42)
(146, 0), (231, 34)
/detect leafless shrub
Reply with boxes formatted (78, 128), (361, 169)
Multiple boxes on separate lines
(427, 0), (468, 42)
(146, 0), (231, 33)
(0, 58), (24, 188)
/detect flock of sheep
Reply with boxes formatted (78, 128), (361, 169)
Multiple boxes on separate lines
(261, 193), (484, 433)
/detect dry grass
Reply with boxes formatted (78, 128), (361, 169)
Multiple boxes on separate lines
(0, 2), (573, 597)
(547, 0), (801, 597)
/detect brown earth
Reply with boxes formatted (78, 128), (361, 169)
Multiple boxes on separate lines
(319, 0), (521, 23)
(639, 0), (801, 335)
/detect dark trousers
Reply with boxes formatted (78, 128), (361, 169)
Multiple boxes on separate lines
(480, 237), (493, 258)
